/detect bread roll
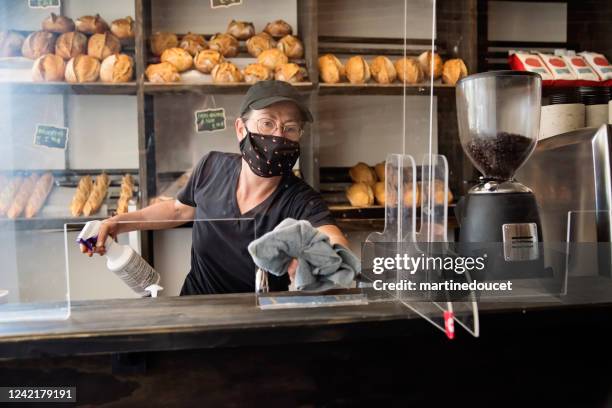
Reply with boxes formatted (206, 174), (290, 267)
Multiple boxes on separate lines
(442, 58), (468, 86)
(246, 33), (275, 57)
(32, 54), (65, 82)
(180, 32), (207, 56)
(227, 20), (255, 41)
(349, 162), (377, 186)
(100, 54), (133, 83)
(150, 32), (179, 56)
(209, 33), (239, 57)
(70, 175), (93, 216)
(25, 172), (54, 218)
(111, 16), (135, 40)
(65, 55), (101, 83)
(374, 182), (386, 206)
(0, 31), (25, 57)
(42, 13), (75, 33)
(318, 54), (344, 84)
(22, 31), (56, 60)
(346, 183), (374, 207)
(418, 51), (443, 80)
(277, 35), (304, 59)
(374, 162), (385, 181)
(274, 63), (305, 83)
(264, 20), (293, 38)
(161, 47), (193, 72)
(87, 32), (121, 60)
(345, 56), (371, 84)
(404, 183), (421, 208)
(427, 180), (454, 205)
(75, 14), (109, 35)
(6, 174), (39, 219)
(55, 31), (87, 60)
(0, 177), (23, 216)
(211, 62), (243, 84)
(145, 62), (180, 83)
(194, 49), (224, 74)
(257, 48), (288, 71)
(370, 56), (397, 84)
(395, 57), (423, 84)
(243, 63), (272, 83)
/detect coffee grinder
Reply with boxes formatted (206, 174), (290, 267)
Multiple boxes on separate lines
(455, 71), (543, 272)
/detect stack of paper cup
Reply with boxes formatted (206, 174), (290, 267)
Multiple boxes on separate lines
(540, 104), (585, 140)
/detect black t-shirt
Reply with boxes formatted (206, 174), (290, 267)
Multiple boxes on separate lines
(176, 151), (337, 295)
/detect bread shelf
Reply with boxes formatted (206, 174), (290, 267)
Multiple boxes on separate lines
(318, 82), (456, 96)
(0, 81), (138, 95)
(143, 81), (315, 94)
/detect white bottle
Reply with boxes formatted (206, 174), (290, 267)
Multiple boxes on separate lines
(78, 221), (163, 297)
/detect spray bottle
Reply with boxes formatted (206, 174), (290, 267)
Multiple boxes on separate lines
(77, 220), (163, 297)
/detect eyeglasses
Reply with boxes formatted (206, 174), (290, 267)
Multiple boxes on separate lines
(244, 117), (303, 140)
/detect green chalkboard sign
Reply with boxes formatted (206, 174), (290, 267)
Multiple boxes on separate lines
(195, 108), (226, 133)
(28, 0), (60, 8)
(34, 124), (68, 149)
(210, 0), (242, 9)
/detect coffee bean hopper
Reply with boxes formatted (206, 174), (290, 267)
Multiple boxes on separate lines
(455, 71), (544, 270)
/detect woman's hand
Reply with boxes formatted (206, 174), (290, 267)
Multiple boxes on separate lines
(287, 258), (298, 287)
(80, 218), (120, 257)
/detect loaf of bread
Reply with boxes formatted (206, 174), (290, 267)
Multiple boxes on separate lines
(211, 62), (243, 83)
(264, 20), (292, 38)
(150, 32), (179, 56)
(274, 63), (305, 83)
(246, 33), (275, 57)
(442, 58), (468, 86)
(349, 162), (377, 186)
(374, 181), (386, 206)
(395, 57), (423, 84)
(227, 20), (255, 41)
(277, 35), (303, 59)
(75, 14), (109, 35)
(65, 55), (101, 83)
(25, 172), (54, 218)
(374, 162), (385, 181)
(0, 176), (23, 216)
(116, 174), (134, 215)
(70, 175), (93, 216)
(22, 31), (56, 60)
(111, 16), (135, 40)
(404, 183), (421, 208)
(418, 51), (443, 80)
(100, 54), (133, 83)
(42, 13), (75, 33)
(209, 33), (239, 58)
(345, 56), (371, 84)
(0, 31), (25, 57)
(55, 31), (87, 60)
(161, 47), (193, 72)
(82, 173), (109, 216)
(32, 54), (66, 82)
(145, 62), (180, 83)
(194, 49), (224, 74)
(243, 63), (272, 83)
(370, 56), (397, 84)
(257, 48), (288, 71)
(6, 174), (39, 219)
(180, 32), (207, 56)
(318, 54), (344, 84)
(346, 183), (374, 207)
(88, 32), (121, 60)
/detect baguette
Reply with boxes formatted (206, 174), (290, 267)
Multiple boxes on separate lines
(24, 172), (54, 218)
(116, 174), (134, 215)
(0, 176), (24, 216)
(70, 175), (93, 216)
(83, 173), (109, 216)
(7, 174), (39, 219)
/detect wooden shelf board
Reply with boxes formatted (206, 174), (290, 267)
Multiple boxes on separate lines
(318, 82), (455, 95)
(0, 82), (138, 95)
(144, 81), (315, 94)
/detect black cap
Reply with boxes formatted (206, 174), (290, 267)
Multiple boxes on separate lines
(239, 80), (313, 122)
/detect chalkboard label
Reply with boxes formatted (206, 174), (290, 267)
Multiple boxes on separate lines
(34, 124), (68, 149)
(28, 0), (60, 8)
(210, 0), (242, 9)
(195, 108), (226, 133)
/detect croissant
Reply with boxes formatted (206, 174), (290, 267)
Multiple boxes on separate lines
(0, 177), (23, 216)
(246, 33), (275, 57)
(257, 48), (288, 71)
(42, 13), (75, 33)
(194, 49), (224, 74)
(211, 62), (243, 83)
(55, 31), (88, 60)
(370, 56), (397, 84)
(243, 63), (272, 83)
(264, 20), (293, 38)
(274, 63), (305, 83)
(75, 14), (109, 35)
(345, 56), (371, 84)
(226, 20), (255, 41)
(209, 33), (239, 58)
(318, 54), (344, 84)
(277, 35), (304, 59)
(6, 174), (39, 219)
(180, 32), (207, 56)
(25, 172), (54, 218)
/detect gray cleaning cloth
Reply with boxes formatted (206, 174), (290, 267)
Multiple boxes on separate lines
(247, 218), (360, 292)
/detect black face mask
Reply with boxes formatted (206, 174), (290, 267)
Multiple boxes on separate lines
(239, 129), (300, 178)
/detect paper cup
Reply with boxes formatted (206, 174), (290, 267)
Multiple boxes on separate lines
(540, 104), (585, 139)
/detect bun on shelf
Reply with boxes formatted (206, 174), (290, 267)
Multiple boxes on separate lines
(442, 58), (468, 86)
(42, 13), (75, 33)
(318, 54), (344, 84)
(55, 31), (87, 60)
(150, 32), (179, 57)
(346, 183), (374, 207)
(345, 56), (371, 84)
(257, 48), (288, 71)
(87, 32), (121, 60)
(418, 50), (443, 80)
(403, 183), (421, 208)
(161, 47), (193, 72)
(32, 54), (65, 82)
(374, 162), (386, 181)
(65, 55), (101, 83)
(227, 20), (255, 41)
(370, 56), (397, 84)
(264, 20), (293, 39)
(22, 31), (56, 60)
(111, 16), (135, 40)
(194, 49), (224, 74)
(208, 33), (239, 58)
(211, 62), (243, 83)
(277, 35), (304, 59)
(75, 14), (109, 35)
(243, 63), (272, 83)
(395, 57), (423, 84)
(274, 63), (305, 83)
(246, 33), (275, 57)
(146, 62), (180, 83)
(180, 32), (207, 56)
(0, 31), (25, 57)
(100, 54), (134, 83)
(349, 162), (377, 186)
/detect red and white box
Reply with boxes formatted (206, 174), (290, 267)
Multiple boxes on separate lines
(579, 52), (612, 84)
(537, 53), (577, 85)
(562, 55), (601, 85)
(509, 52), (554, 84)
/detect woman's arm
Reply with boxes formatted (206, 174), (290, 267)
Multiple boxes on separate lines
(317, 224), (350, 248)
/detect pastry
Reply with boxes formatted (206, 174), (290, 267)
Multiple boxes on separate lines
(87, 32), (121, 60)
(346, 183), (374, 207)
(374, 162), (385, 181)
(194, 49), (224, 74)
(442, 58), (468, 86)
(111, 16), (135, 40)
(274, 63), (305, 83)
(404, 183), (421, 208)
(180, 32), (207, 56)
(211, 62), (243, 83)
(0, 176), (23, 216)
(42, 13), (75, 33)
(227, 20), (255, 41)
(246, 33), (275, 57)
(116, 174), (134, 215)
(100, 54), (133, 83)
(0, 31), (25, 57)
(277, 35), (304, 59)
(370, 56), (397, 84)
(345, 56), (371, 84)
(75, 14), (109, 35)
(65, 55), (101, 83)
(208, 33), (239, 57)
(6, 174), (39, 219)
(349, 162), (377, 186)
(22, 31), (56, 60)
(25, 172), (54, 218)
(55, 31), (87, 60)
(318, 54), (344, 84)
(395, 57), (423, 84)
(32, 54), (65, 82)
(264, 20), (292, 38)
(70, 175), (93, 216)
(83, 173), (109, 216)
(150, 32), (179, 56)
(418, 51), (443, 80)
(243, 63), (272, 83)
(161, 47), (193, 72)
(257, 48), (288, 71)
(145, 62), (180, 83)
